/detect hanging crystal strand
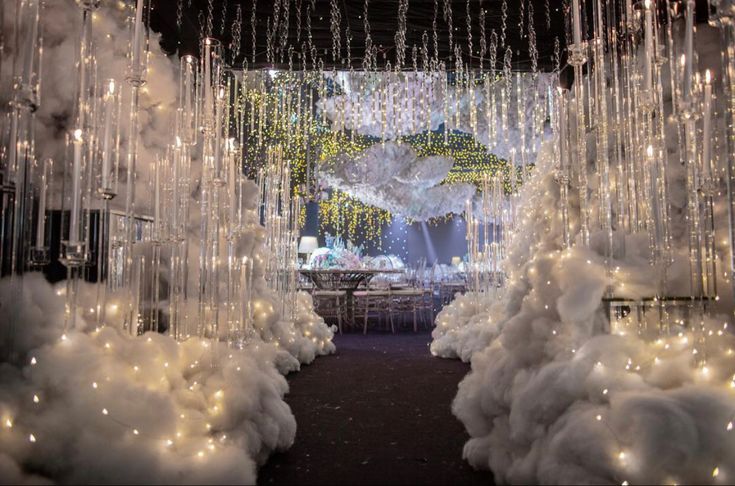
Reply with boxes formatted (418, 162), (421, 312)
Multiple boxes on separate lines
(442, 62), (449, 144)
(329, 0), (341, 64)
(395, 0), (408, 69)
(516, 72), (526, 175)
(484, 74), (492, 150)
(500, 0), (508, 48)
(487, 30), (497, 150)
(62, 0), (99, 332)
(469, 73), (477, 142)
(4, 0), (43, 278)
(502, 47), (511, 148)
(453, 48), (462, 130)
(443, 0), (453, 65)
(481, 174), (489, 294)
(121, 0), (150, 335)
(708, 0), (735, 307)
(381, 65), (388, 145)
(569, 0), (590, 247)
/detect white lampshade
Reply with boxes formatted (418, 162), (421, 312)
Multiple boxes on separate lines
(451, 256), (462, 266)
(298, 236), (319, 254)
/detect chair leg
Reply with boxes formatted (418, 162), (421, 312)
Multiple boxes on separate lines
(337, 297), (343, 335)
(389, 310), (395, 334)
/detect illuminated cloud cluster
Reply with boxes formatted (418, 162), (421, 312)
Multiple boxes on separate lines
(0, 274), (297, 484)
(0, 0), (178, 215)
(432, 133), (735, 483)
(0, 2), (335, 483)
(321, 141), (476, 221)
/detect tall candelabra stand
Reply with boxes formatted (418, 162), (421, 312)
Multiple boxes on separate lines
(1, 0), (42, 277)
(259, 145), (301, 323)
(708, 0), (735, 307)
(1, 0), (43, 360)
(569, 0), (591, 248)
(556, 88), (572, 250)
(197, 37), (226, 340)
(167, 54), (198, 341)
(93, 78), (121, 328)
(121, 0), (150, 335)
(61, 0), (100, 331)
(561, 0), (725, 346)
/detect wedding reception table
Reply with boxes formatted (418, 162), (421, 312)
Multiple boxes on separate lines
(300, 269), (405, 326)
(299, 268), (404, 290)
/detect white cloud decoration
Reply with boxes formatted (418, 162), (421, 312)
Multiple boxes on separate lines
(320, 141), (476, 221)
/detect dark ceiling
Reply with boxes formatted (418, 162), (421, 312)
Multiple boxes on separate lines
(150, 0), (570, 72)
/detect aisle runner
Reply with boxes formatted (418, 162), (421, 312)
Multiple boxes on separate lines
(258, 332), (492, 485)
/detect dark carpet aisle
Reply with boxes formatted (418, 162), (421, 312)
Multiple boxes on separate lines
(258, 331), (493, 485)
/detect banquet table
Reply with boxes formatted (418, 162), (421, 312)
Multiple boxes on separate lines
(300, 269), (405, 326)
(299, 268), (404, 290)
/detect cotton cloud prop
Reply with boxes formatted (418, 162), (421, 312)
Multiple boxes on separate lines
(0, 1), (335, 483)
(2, 0), (336, 366)
(431, 87), (735, 483)
(321, 141), (475, 221)
(0, 0), (177, 215)
(0, 274), (298, 484)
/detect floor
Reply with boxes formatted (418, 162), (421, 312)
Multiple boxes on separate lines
(257, 330), (493, 485)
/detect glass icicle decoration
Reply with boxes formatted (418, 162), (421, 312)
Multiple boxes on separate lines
(330, 0), (341, 63)
(500, 0), (508, 48)
(395, 0), (408, 69)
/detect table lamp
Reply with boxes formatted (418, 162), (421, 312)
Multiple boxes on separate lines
(298, 236), (319, 266)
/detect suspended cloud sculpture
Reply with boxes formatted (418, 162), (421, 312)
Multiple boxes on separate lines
(320, 141), (476, 221)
